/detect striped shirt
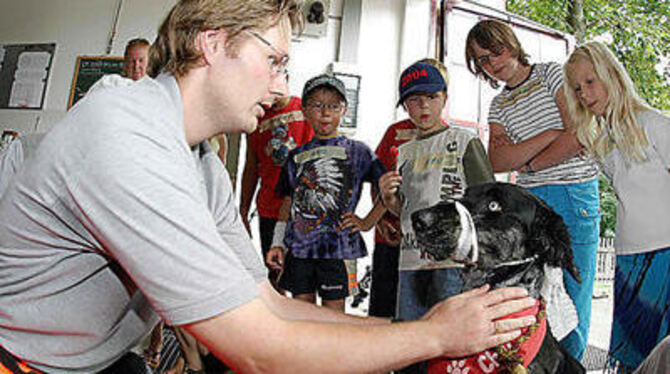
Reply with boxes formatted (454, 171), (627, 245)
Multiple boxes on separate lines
(488, 62), (598, 187)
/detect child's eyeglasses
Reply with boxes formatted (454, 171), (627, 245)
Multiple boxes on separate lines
(306, 101), (344, 112)
(475, 46), (505, 66)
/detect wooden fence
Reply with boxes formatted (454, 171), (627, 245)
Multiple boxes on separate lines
(594, 237), (615, 297)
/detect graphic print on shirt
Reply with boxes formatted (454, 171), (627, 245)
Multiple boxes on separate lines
(291, 146), (353, 234)
(396, 130), (473, 271)
(259, 111), (304, 166)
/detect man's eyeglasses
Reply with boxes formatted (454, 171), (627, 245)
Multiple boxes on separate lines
(246, 30), (290, 76)
(305, 101), (344, 112)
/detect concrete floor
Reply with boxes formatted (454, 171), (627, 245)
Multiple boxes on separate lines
(585, 283), (614, 373)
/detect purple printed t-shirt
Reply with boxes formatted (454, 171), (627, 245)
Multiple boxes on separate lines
(276, 136), (386, 259)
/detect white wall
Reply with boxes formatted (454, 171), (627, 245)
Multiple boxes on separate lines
(0, 0), (176, 133)
(0, 0), (419, 143)
(288, 0), (413, 148)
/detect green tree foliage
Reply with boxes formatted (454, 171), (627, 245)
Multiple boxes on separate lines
(598, 174), (617, 238)
(507, 0), (670, 110)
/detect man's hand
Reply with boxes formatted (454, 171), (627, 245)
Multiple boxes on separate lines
(266, 247), (285, 270)
(423, 285), (536, 358)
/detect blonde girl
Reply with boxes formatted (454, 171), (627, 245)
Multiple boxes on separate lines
(564, 41), (670, 373)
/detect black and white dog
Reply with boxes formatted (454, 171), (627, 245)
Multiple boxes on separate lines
(411, 182), (584, 373)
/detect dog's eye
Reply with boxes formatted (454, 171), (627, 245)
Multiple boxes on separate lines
(488, 201), (502, 212)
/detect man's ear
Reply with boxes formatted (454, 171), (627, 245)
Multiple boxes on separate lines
(196, 29), (228, 65)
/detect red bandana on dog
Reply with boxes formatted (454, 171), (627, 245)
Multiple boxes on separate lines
(428, 299), (546, 374)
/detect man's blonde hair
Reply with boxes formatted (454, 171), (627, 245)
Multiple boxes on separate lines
(564, 41), (651, 163)
(465, 19), (530, 89)
(148, 0), (302, 78)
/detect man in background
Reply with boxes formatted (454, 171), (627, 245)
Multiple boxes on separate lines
(123, 38), (150, 81)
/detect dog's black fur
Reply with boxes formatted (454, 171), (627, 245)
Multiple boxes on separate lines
(411, 182), (585, 373)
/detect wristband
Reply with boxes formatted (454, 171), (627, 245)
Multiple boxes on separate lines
(271, 221), (287, 250)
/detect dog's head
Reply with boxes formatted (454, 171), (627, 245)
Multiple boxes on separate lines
(411, 182), (580, 296)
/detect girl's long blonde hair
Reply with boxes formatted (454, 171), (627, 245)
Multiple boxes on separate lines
(563, 41), (651, 163)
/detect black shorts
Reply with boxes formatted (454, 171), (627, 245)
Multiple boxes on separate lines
(278, 251), (350, 300)
(369, 242), (400, 318)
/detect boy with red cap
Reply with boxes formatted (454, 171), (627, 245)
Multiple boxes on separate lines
(369, 58), (449, 319)
(379, 59), (494, 373)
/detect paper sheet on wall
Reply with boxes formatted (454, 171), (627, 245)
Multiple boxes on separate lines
(8, 51), (51, 108)
(9, 81), (45, 108)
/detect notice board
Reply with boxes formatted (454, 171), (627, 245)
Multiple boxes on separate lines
(0, 43), (56, 110)
(68, 56), (124, 108)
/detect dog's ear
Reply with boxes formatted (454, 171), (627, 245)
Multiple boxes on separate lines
(530, 201), (582, 283)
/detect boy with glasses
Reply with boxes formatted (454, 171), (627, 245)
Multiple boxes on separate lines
(266, 74), (386, 312)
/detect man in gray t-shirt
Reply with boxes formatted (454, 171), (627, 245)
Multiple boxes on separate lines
(0, 1), (536, 373)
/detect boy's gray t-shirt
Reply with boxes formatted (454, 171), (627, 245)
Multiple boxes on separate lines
(0, 74), (265, 373)
(397, 127), (494, 271)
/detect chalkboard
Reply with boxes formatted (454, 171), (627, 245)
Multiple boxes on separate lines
(68, 56), (124, 108)
(0, 43), (56, 110)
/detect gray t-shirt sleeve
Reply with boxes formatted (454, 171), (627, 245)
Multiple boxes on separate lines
(68, 87), (258, 326)
(463, 138), (494, 186)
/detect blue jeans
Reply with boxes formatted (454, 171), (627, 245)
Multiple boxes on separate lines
(396, 268), (463, 321)
(528, 179), (600, 360)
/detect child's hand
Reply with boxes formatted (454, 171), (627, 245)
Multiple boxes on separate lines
(379, 170), (402, 200)
(340, 212), (371, 233)
(266, 247), (285, 270)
